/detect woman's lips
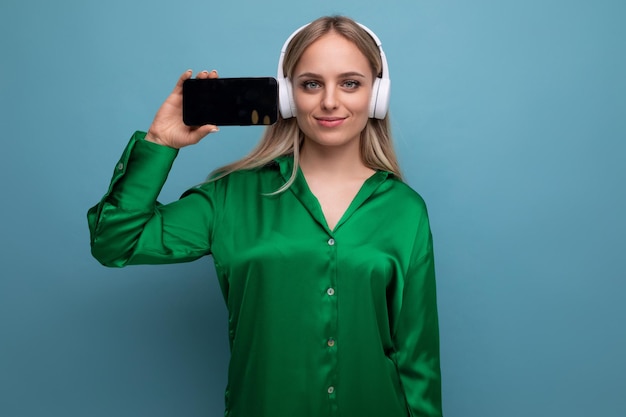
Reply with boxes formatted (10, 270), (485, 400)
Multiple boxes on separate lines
(316, 117), (346, 128)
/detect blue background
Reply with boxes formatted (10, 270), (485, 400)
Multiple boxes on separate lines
(1, 0), (625, 416)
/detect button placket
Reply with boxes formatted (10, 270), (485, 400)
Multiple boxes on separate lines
(323, 234), (338, 410)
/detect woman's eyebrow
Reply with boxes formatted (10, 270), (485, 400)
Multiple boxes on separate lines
(295, 71), (367, 79)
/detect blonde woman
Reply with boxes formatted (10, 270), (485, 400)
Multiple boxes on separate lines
(88, 15), (443, 417)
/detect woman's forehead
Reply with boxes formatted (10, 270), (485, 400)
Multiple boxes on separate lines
(294, 33), (371, 75)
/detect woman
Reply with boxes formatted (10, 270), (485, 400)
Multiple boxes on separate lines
(88, 15), (443, 417)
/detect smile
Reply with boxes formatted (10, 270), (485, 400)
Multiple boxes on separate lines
(315, 117), (347, 128)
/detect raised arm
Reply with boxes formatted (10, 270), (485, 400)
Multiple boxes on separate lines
(87, 70), (221, 267)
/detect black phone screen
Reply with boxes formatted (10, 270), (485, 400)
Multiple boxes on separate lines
(182, 77), (278, 126)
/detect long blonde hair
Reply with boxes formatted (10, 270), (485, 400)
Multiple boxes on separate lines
(210, 16), (402, 192)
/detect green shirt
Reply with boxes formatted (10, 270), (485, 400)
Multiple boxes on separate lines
(88, 131), (443, 417)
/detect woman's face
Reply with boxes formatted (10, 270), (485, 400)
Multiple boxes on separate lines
(292, 32), (374, 152)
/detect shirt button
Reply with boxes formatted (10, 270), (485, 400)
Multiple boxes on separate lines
(327, 386), (335, 394)
(327, 238), (335, 246)
(117, 162), (124, 171)
(327, 338), (335, 347)
(326, 288), (335, 296)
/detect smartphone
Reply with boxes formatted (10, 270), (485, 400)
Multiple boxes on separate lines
(182, 77), (278, 126)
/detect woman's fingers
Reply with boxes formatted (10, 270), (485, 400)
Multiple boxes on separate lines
(174, 68), (218, 91)
(196, 70), (210, 79)
(196, 69), (218, 79)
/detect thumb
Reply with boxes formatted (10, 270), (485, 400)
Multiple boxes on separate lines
(189, 124), (220, 144)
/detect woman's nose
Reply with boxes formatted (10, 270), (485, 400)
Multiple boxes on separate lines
(321, 86), (338, 110)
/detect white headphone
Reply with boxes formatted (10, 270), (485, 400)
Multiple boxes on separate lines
(276, 21), (391, 120)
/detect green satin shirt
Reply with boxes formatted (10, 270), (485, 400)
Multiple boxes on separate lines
(88, 131), (443, 417)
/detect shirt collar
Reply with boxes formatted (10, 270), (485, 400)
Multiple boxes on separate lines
(272, 155), (392, 233)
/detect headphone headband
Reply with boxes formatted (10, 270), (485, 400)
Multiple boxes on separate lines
(276, 21), (391, 119)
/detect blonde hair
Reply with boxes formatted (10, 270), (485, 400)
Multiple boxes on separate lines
(210, 16), (402, 192)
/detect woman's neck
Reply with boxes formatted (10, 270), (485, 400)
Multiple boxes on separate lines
(299, 139), (374, 181)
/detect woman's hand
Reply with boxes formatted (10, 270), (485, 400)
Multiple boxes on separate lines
(145, 69), (219, 149)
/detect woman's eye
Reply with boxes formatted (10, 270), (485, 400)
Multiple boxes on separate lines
(302, 81), (321, 90)
(343, 80), (361, 89)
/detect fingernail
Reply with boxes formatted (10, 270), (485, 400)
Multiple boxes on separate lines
(210, 127), (220, 133)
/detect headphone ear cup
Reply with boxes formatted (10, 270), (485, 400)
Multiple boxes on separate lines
(369, 77), (391, 119)
(369, 78), (381, 119)
(278, 77), (294, 119)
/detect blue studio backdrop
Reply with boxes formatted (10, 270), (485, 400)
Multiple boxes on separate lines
(1, 1), (625, 416)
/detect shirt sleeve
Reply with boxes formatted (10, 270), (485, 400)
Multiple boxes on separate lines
(393, 216), (443, 417)
(87, 131), (216, 267)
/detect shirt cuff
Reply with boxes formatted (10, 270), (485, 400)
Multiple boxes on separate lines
(105, 131), (179, 211)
